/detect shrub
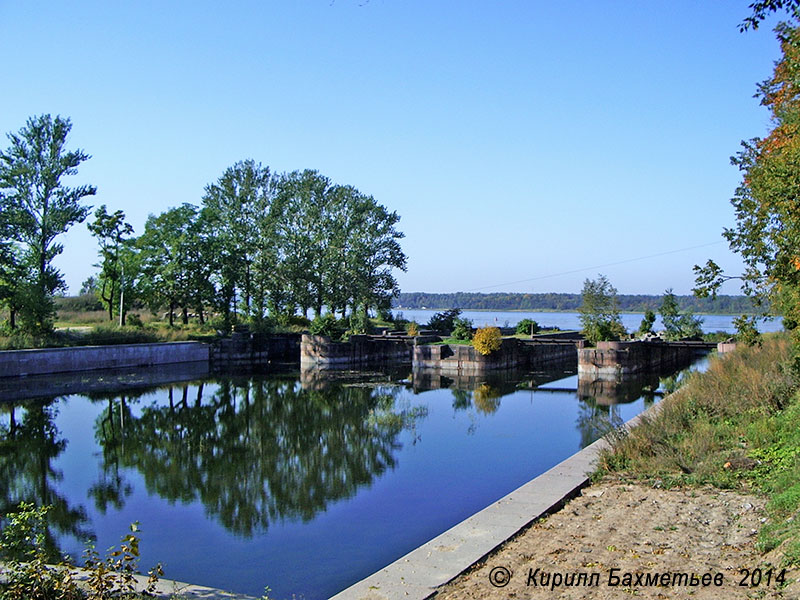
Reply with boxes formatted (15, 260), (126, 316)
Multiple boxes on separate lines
(515, 318), (540, 335)
(0, 504), (164, 600)
(427, 309), (461, 333)
(349, 308), (370, 335)
(309, 314), (340, 337)
(126, 313), (144, 328)
(287, 314), (312, 328)
(636, 309), (656, 336)
(472, 326), (502, 355)
(0, 503), (81, 600)
(451, 317), (473, 341)
(579, 275), (626, 344)
(734, 314), (762, 347)
(405, 321), (419, 336)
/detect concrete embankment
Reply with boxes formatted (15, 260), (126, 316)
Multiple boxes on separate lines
(301, 334), (414, 368)
(0, 333), (303, 384)
(413, 339), (576, 374)
(578, 340), (712, 379)
(0, 341), (209, 378)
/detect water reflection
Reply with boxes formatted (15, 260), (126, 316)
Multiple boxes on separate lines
(0, 400), (92, 561)
(89, 377), (424, 537)
(0, 357), (707, 598)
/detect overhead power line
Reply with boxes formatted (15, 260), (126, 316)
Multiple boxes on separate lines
(466, 241), (727, 292)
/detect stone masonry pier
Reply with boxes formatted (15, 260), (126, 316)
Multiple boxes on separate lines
(578, 340), (714, 379)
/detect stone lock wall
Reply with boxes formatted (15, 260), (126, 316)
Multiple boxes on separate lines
(578, 340), (698, 379)
(211, 332), (301, 370)
(301, 334), (412, 368)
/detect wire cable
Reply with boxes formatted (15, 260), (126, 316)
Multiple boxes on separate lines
(465, 240), (727, 292)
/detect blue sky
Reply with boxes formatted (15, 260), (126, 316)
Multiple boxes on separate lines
(0, 1), (788, 295)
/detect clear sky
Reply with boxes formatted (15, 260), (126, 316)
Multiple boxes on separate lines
(0, 1), (788, 296)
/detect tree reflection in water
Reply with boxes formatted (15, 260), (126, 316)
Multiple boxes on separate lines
(0, 400), (92, 561)
(92, 376), (425, 537)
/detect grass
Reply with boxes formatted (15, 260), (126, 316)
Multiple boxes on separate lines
(0, 322), (223, 350)
(596, 332), (800, 565)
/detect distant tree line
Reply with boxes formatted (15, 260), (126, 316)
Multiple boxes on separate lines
(0, 115), (406, 333)
(395, 292), (761, 315)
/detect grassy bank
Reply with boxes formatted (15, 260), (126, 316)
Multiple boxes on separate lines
(597, 333), (800, 564)
(0, 324), (220, 350)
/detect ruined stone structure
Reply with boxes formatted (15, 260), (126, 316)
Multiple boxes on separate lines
(577, 340), (711, 379)
(210, 332), (300, 370)
(300, 334), (413, 368)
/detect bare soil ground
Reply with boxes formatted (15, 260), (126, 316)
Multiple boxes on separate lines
(434, 480), (799, 599)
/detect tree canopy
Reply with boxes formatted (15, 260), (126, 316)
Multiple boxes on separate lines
(0, 115), (95, 332)
(578, 274), (626, 344)
(695, 18), (800, 342)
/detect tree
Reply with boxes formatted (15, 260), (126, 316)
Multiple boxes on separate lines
(88, 205), (134, 322)
(659, 289), (703, 340)
(427, 308), (461, 332)
(136, 204), (212, 326)
(0, 115), (95, 332)
(202, 160), (278, 327)
(741, 0), (800, 31)
(636, 309), (656, 336)
(694, 19), (800, 344)
(578, 274), (625, 344)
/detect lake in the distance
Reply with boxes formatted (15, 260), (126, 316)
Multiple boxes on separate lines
(393, 309), (783, 334)
(2, 359), (705, 599)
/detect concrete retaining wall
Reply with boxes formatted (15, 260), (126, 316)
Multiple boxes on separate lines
(578, 340), (701, 379)
(301, 334), (412, 368)
(0, 342), (209, 378)
(211, 332), (300, 370)
(413, 339), (577, 374)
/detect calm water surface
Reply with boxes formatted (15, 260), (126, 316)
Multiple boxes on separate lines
(394, 309), (783, 334)
(2, 360), (704, 599)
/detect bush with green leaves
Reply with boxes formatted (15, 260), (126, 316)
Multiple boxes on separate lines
(348, 308), (370, 335)
(309, 314), (340, 337)
(451, 317), (473, 341)
(0, 503), (164, 600)
(734, 314), (762, 347)
(579, 275), (626, 344)
(515, 318), (540, 336)
(659, 289), (704, 340)
(636, 309), (656, 336)
(0, 503), (80, 600)
(427, 309), (461, 333)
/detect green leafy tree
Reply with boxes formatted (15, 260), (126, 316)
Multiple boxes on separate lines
(451, 317), (473, 340)
(88, 205), (134, 322)
(515, 318), (540, 336)
(741, 0), (800, 30)
(659, 289), (703, 340)
(137, 204), (213, 326)
(637, 309), (656, 336)
(202, 160), (278, 327)
(695, 19), (800, 354)
(734, 314), (762, 346)
(428, 308), (462, 332)
(0, 115), (95, 332)
(579, 274), (626, 344)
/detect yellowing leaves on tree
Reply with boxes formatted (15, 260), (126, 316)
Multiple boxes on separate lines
(472, 326), (502, 355)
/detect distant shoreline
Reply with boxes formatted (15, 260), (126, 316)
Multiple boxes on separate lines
(393, 307), (765, 316)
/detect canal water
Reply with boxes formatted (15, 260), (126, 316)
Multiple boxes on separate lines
(2, 359), (705, 599)
(393, 309), (783, 334)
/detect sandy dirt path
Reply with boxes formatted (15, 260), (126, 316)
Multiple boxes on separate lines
(434, 480), (799, 599)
